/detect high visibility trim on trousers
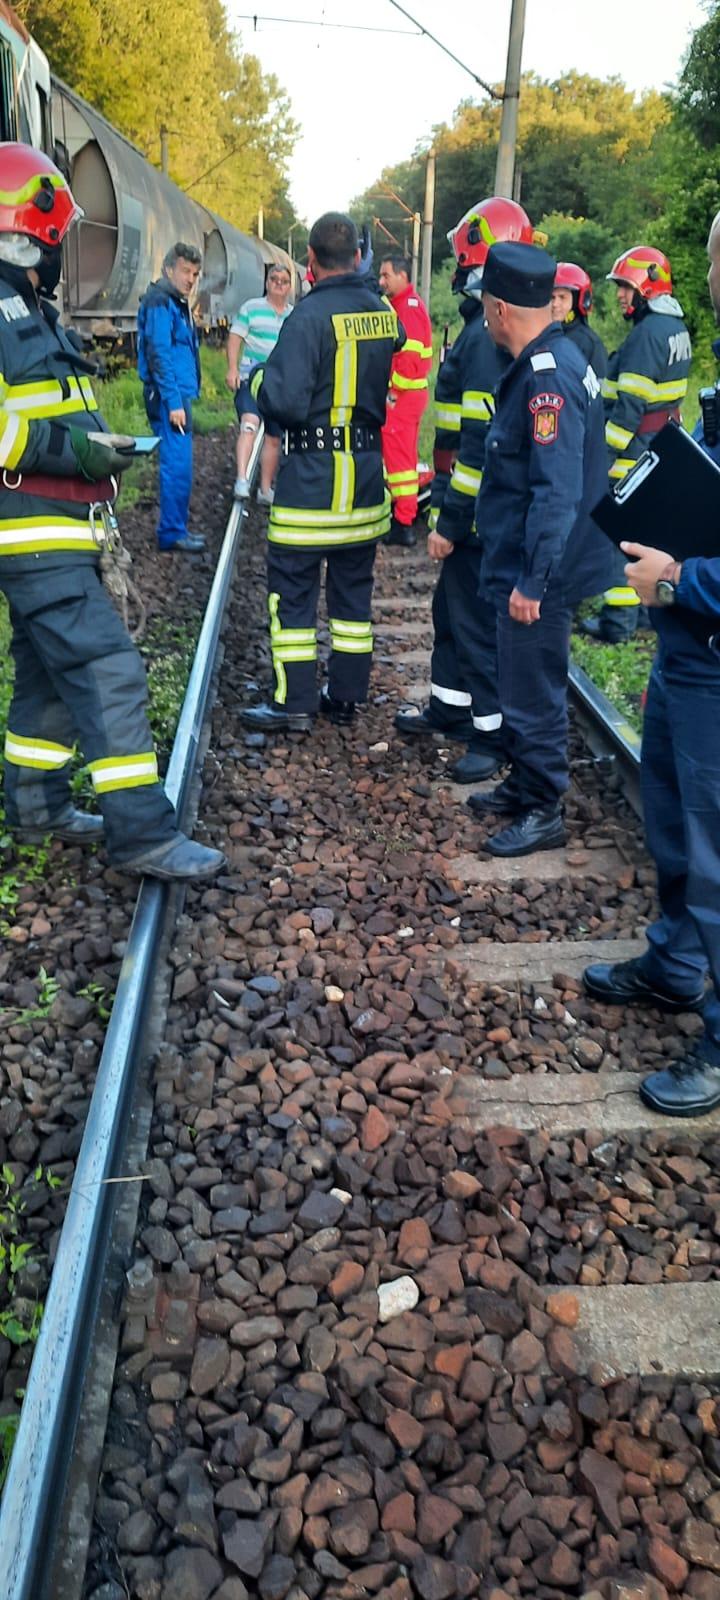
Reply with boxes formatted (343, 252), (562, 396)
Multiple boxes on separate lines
(390, 373), (428, 391)
(88, 752), (160, 793)
(0, 515), (98, 556)
(331, 451), (356, 514)
(402, 339), (433, 358)
(450, 463), (483, 497)
(436, 404), (461, 431)
(329, 617), (373, 653)
(461, 389), (494, 422)
(617, 371), (688, 404)
(431, 682), (471, 707)
(0, 410), (29, 469)
(387, 468), (419, 500)
(472, 712), (503, 731)
(606, 420), (634, 451)
(603, 586), (641, 607)
(4, 729), (74, 770)
(3, 373), (98, 419)
(268, 591), (317, 705)
(609, 458), (636, 480)
(330, 334), (358, 426)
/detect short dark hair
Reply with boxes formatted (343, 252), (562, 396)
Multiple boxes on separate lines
(308, 212), (358, 269)
(164, 241), (202, 270)
(381, 254), (411, 280)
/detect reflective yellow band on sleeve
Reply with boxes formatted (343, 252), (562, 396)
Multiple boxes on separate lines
(450, 463), (483, 496)
(601, 377), (619, 400)
(4, 730), (74, 770)
(4, 374), (97, 419)
(461, 390), (494, 422)
(435, 404), (461, 432)
(390, 373), (428, 391)
(88, 752), (159, 793)
(616, 371), (688, 404)
(603, 587), (642, 606)
(249, 367), (264, 400)
(0, 410), (29, 469)
(605, 420), (634, 451)
(609, 458), (636, 481)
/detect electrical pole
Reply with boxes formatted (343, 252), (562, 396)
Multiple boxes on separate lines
(160, 125), (169, 176)
(494, 0), (527, 198)
(411, 212), (421, 288)
(420, 149), (435, 309)
(257, 206), (264, 240)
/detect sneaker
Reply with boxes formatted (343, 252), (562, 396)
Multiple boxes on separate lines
(256, 486), (275, 507)
(234, 478), (250, 500)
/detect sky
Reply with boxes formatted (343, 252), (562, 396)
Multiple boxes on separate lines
(228, 0), (706, 231)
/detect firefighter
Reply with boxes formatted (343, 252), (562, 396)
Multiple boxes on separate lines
(395, 197), (533, 784)
(582, 245), (691, 643)
(0, 144), (224, 881)
(239, 212), (402, 733)
(378, 254), (432, 548)
(551, 262), (607, 378)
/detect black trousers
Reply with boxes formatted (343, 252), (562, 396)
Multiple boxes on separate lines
(2, 565), (176, 860)
(266, 541), (378, 713)
(496, 595), (574, 807)
(429, 542), (503, 745)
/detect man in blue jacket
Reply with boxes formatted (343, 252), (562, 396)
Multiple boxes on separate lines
(137, 242), (204, 553)
(583, 208), (720, 1117)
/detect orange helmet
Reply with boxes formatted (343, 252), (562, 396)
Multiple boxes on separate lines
(555, 261), (593, 317)
(0, 144), (81, 250)
(607, 245), (672, 300)
(448, 197), (534, 269)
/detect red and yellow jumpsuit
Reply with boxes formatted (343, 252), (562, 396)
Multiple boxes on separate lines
(382, 282), (432, 527)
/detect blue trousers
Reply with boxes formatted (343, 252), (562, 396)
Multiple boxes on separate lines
(641, 653), (720, 1042)
(146, 392), (194, 549)
(496, 595), (573, 807)
(429, 541), (503, 745)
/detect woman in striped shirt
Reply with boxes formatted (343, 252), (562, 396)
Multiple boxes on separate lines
(226, 265), (293, 504)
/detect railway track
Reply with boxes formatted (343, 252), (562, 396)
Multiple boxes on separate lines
(1, 497), (719, 1600)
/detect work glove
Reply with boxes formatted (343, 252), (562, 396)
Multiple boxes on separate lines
(356, 223), (374, 278)
(69, 427), (137, 481)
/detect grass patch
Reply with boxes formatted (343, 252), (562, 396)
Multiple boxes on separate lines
(570, 630), (656, 733)
(98, 345), (233, 508)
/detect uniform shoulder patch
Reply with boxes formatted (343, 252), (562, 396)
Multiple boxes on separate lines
(530, 352), (557, 372)
(528, 392), (564, 444)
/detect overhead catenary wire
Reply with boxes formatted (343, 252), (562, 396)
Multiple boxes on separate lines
(235, 13), (419, 35)
(386, 0), (502, 99)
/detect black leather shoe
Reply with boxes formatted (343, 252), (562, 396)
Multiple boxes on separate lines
(451, 746), (504, 784)
(395, 706), (473, 743)
(467, 778), (521, 816)
(640, 1041), (720, 1117)
(319, 686), (355, 725)
(485, 804), (566, 857)
(162, 534), (206, 553)
(239, 702), (315, 733)
(385, 520), (417, 548)
(583, 955), (705, 1013)
(120, 834), (226, 881)
(11, 806), (105, 845)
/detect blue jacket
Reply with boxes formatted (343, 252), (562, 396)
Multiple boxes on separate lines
(430, 298), (510, 545)
(477, 321), (612, 604)
(137, 278), (201, 410)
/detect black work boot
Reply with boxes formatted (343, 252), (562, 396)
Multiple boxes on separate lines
(467, 777), (521, 816)
(385, 518), (417, 548)
(484, 803), (566, 858)
(580, 608), (641, 644)
(640, 1039), (720, 1117)
(319, 686), (355, 726)
(395, 705), (473, 743)
(120, 834), (226, 881)
(240, 702), (315, 733)
(583, 955), (705, 1013)
(450, 743), (504, 784)
(10, 806), (105, 845)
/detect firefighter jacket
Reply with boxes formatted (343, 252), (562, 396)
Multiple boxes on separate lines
(253, 271), (403, 549)
(604, 297), (691, 481)
(430, 298), (509, 545)
(137, 278), (201, 412)
(478, 322), (612, 605)
(562, 315), (607, 380)
(387, 282), (432, 399)
(0, 265), (112, 573)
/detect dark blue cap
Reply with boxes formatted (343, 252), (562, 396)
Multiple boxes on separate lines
(483, 241), (557, 307)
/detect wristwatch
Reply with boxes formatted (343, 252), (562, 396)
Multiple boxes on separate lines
(655, 560), (682, 607)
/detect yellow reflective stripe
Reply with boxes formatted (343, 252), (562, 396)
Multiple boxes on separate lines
(450, 463), (483, 496)
(331, 451), (356, 515)
(4, 374), (98, 418)
(268, 519), (389, 547)
(606, 421), (634, 451)
(0, 410), (28, 468)
(601, 377), (619, 400)
(0, 515), (97, 556)
(462, 390), (494, 421)
(270, 501), (388, 529)
(330, 636), (373, 652)
(604, 587), (641, 606)
(428, 506), (439, 530)
(0, 172), (67, 206)
(617, 371), (688, 404)
(268, 592), (287, 703)
(249, 367), (264, 400)
(390, 373), (428, 391)
(330, 617), (373, 653)
(389, 482), (417, 498)
(609, 458), (636, 480)
(5, 730), (74, 769)
(435, 405), (461, 432)
(386, 470), (417, 484)
(403, 338), (425, 355)
(88, 753), (159, 793)
(330, 336), (358, 426)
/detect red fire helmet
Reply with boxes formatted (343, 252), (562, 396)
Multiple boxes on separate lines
(0, 143), (81, 248)
(607, 245), (672, 300)
(554, 261), (593, 317)
(447, 196), (534, 269)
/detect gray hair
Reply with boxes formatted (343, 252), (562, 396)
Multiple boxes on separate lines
(163, 241), (202, 270)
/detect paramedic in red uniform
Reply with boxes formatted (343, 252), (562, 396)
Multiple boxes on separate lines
(379, 255), (432, 548)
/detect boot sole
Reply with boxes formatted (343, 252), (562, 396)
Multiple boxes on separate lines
(639, 1081), (720, 1116)
(451, 765), (504, 786)
(10, 826), (104, 844)
(583, 977), (706, 1013)
(396, 724), (472, 744)
(484, 828), (567, 858)
(122, 856), (228, 882)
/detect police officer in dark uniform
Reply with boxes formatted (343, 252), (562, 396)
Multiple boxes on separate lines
(239, 212), (402, 733)
(0, 144), (224, 881)
(467, 241), (611, 857)
(584, 208), (720, 1117)
(551, 262), (607, 378)
(395, 197), (533, 784)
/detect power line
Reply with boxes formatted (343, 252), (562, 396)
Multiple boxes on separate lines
(385, 1), (502, 100)
(235, 13), (418, 35)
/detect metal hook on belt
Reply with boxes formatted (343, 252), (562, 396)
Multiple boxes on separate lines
(2, 469), (22, 490)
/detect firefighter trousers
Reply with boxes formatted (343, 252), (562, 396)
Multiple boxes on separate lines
(382, 391), (428, 527)
(266, 542), (378, 713)
(429, 542), (503, 748)
(1, 564), (176, 861)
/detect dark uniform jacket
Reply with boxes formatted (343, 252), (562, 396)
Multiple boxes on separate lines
(604, 297), (691, 481)
(430, 299), (509, 544)
(563, 315), (607, 380)
(0, 265), (109, 574)
(478, 321), (611, 604)
(253, 271), (402, 550)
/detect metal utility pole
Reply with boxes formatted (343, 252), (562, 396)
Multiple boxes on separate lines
(494, 0), (527, 198)
(420, 149), (435, 309)
(257, 206), (264, 240)
(411, 212), (421, 288)
(160, 125), (169, 176)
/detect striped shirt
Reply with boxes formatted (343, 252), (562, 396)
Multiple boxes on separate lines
(230, 296), (293, 377)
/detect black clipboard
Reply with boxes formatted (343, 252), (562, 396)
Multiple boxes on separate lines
(592, 421), (720, 561)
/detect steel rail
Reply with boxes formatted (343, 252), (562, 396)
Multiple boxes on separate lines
(0, 431), (261, 1600)
(568, 659), (642, 816)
